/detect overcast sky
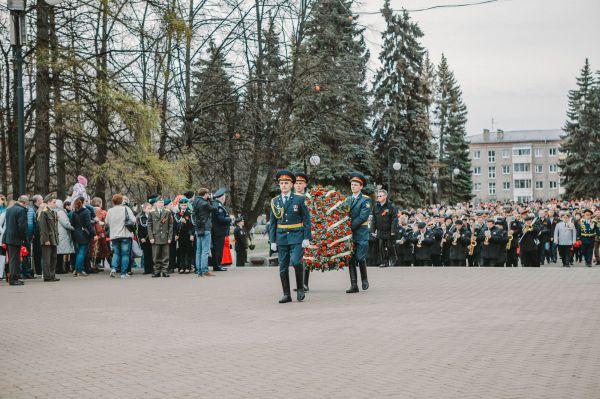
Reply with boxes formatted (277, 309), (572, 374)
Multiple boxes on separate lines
(355, 0), (600, 135)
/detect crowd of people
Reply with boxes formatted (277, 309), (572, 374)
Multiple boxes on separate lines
(0, 176), (250, 286)
(1, 173), (599, 289)
(367, 192), (600, 268)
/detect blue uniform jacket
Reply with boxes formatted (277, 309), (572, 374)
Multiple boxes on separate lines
(268, 193), (312, 246)
(345, 194), (372, 243)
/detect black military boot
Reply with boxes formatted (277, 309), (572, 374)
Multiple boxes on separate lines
(358, 261), (369, 290)
(294, 266), (305, 302)
(304, 269), (310, 292)
(279, 271), (292, 303)
(346, 263), (359, 293)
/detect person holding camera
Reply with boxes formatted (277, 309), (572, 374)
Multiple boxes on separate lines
(192, 188), (217, 277)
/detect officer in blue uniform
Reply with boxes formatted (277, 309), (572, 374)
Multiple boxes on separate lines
(268, 170), (312, 303)
(293, 171), (312, 292)
(578, 209), (600, 267)
(344, 172), (371, 293)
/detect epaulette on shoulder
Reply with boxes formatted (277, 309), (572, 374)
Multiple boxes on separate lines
(362, 194), (370, 199)
(149, 209), (156, 213)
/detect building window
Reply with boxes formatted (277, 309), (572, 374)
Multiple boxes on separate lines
(535, 164), (544, 173)
(534, 148), (543, 157)
(514, 179), (532, 189)
(474, 182), (482, 191)
(502, 149), (510, 158)
(488, 182), (496, 195)
(535, 181), (544, 189)
(517, 196), (531, 203)
(549, 147), (557, 157)
(503, 181), (511, 190)
(488, 150), (496, 163)
(502, 165), (510, 174)
(549, 164), (557, 173)
(473, 166), (481, 175)
(473, 150), (481, 159)
(513, 163), (531, 172)
(488, 166), (496, 179)
(549, 181), (558, 189)
(513, 148), (531, 156)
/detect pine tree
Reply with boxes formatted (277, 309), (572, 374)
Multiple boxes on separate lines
(188, 42), (239, 189)
(560, 59), (600, 198)
(290, 0), (372, 187)
(372, 1), (434, 207)
(433, 54), (472, 204)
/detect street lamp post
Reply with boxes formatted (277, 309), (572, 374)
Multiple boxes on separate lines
(8, 0), (27, 195)
(432, 181), (438, 205)
(8, 0), (66, 195)
(450, 167), (460, 205)
(387, 146), (402, 195)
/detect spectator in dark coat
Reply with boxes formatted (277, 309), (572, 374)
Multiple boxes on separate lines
(70, 197), (93, 276)
(2, 195), (29, 285)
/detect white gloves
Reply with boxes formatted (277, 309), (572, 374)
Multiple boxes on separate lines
(302, 239), (310, 248)
(270, 243), (277, 251)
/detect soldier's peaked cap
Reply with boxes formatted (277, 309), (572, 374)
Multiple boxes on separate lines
(294, 172), (309, 183)
(276, 170), (295, 184)
(350, 172), (367, 186)
(213, 188), (227, 198)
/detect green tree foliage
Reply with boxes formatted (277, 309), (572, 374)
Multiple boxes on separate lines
(560, 59), (600, 198)
(433, 54), (473, 204)
(372, 1), (434, 207)
(290, 0), (372, 187)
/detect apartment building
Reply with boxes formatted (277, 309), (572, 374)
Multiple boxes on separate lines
(468, 129), (565, 202)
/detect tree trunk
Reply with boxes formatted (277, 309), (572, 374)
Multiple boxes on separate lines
(34, 0), (51, 194)
(95, 0), (110, 202)
(50, 7), (66, 198)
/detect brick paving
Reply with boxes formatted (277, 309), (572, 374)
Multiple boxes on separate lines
(1, 265), (600, 399)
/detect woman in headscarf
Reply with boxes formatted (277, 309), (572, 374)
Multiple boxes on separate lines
(55, 199), (75, 274)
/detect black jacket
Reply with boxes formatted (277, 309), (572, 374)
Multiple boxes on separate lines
(371, 201), (397, 240)
(192, 197), (214, 235)
(448, 226), (471, 261)
(175, 209), (194, 237)
(234, 226), (248, 251)
(71, 207), (94, 245)
(212, 202), (231, 238)
(478, 226), (508, 259)
(519, 225), (540, 252)
(2, 203), (28, 246)
(411, 229), (435, 261)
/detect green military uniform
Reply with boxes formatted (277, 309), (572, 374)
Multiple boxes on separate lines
(38, 195), (60, 281)
(148, 202), (175, 276)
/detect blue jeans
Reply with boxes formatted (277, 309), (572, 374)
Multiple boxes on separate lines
(111, 238), (132, 275)
(75, 243), (89, 273)
(195, 231), (212, 274)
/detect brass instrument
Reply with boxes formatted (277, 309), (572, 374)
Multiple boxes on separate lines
(452, 230), (460, 246)
(506, 230), (513, 250)
(468, 231), (477, 256)
(483, 230), (490, 246)
(417, 233), (424, 248)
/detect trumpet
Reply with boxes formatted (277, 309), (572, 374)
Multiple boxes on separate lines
(468, 233), (477, 256)
(417, 233), (424, 248)
(484, 230), (490, 246)
(506, 230), (514, 250)
(452, 231), (460, 246)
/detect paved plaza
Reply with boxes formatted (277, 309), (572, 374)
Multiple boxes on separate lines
(2, 266), (600, 399)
